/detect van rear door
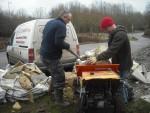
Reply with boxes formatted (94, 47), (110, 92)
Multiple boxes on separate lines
(7, 22), (34, 64)
(14, 29), (30, 63)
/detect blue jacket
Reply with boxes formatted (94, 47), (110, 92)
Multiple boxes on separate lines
(40, 18), (70, 60)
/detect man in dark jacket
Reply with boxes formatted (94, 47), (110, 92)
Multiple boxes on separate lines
(88, 16), (133, 79)
(40, 11), (72, 107)
(88, 16), (133, 104)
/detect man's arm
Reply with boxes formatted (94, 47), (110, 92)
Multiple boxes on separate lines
(97, 31), (127, 60)
(55, 24), (70, 50)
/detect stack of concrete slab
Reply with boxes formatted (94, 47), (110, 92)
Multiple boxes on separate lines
(0, 62), (49, 102)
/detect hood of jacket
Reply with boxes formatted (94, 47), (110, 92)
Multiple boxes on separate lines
(110, 25), (127, 36)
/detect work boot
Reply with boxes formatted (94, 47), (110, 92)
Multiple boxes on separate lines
(49, 91), (55, 101)
(54, 89), (70, 107)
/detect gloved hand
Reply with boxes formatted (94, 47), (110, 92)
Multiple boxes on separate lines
(85, 57), (97, 64)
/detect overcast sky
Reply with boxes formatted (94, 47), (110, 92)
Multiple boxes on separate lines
(0, 0), (149, 16)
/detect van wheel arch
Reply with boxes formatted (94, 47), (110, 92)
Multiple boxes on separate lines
(6, 53), (13, 65)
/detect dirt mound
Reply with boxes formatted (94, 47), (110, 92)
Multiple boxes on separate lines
(133, 46), (150, 71)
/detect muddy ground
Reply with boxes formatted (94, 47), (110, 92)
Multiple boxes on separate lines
(125, 45), (150, 113)
(0, 36), (150, 113)
(131, 45), (150, 99)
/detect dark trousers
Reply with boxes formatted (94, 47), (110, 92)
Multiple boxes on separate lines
(41, 57), (65, 94)
(120, 70), (131, 79)
(119, 70), (133, 103)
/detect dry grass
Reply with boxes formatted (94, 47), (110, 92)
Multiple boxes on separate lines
(0, 38), (9, 50)
(78, 33), (108, 43)
(126, 99), (150, 113)
(144, 29), (150, 37)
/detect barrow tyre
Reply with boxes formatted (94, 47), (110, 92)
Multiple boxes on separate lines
(114, 95), (126, 113)
(77, 94), (88, 113)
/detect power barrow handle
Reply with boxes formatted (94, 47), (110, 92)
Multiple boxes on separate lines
(67, 49), (80, 59)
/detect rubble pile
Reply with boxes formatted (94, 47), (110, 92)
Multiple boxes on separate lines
(131, 46), (150, 102)
(0, 61), (49, 102)
(0, 61), (77, 103)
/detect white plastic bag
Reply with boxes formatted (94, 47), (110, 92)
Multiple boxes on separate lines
(132, 61), (150, 84)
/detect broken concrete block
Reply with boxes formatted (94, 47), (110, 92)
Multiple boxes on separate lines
(141, 95), (150, 103)
(132, 61), (150, 84)
(19, 74), (33, 90)
(12, 101), (22, 110)
(0, 69), (5, 78)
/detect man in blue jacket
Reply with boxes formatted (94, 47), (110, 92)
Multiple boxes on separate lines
(40, 11), (72, 107)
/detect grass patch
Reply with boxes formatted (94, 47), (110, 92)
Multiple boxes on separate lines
(126, 99), (150, 113)
(1, 94), (150, 113)
(0, 94), (77, 113)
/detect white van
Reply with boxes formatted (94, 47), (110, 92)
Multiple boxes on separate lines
(6, 19), (80, 71)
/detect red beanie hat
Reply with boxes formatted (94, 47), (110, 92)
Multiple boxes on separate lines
(99, 16), (115, 31)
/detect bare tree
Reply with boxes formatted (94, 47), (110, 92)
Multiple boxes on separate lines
(16, 8), (27, 17)
(33, 7), (47, 18)
(145, 3), (150, 28)
(0, 1), (146, 37)
(49, 1), (144, 33)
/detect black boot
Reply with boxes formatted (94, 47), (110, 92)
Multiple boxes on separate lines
(54, 89), (70, 107)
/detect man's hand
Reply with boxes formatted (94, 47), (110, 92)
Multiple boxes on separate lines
(86, 57), (97, 64)
(96, 60), (111, 64)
